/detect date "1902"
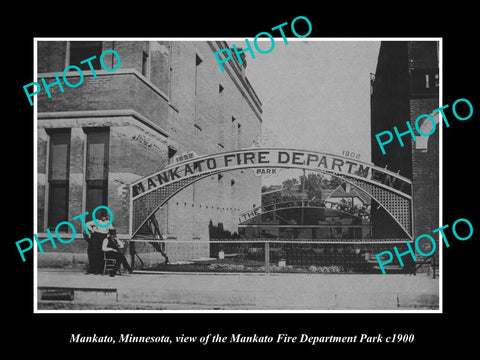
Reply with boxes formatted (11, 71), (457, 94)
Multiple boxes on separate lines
(342, 150), (361, 159)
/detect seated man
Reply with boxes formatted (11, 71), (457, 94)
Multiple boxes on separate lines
(102, 229), (133, 277)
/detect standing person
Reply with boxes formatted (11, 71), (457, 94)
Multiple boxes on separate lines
(85, 209), (114, 275)
(83, 232), (95, 274)
(102, 229), (133, 277)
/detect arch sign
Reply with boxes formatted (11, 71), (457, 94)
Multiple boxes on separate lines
(130, 148), (412, 238)
(238, 199), (370, 225)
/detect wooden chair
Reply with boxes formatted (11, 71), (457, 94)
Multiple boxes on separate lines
(103, 252), (120, 275)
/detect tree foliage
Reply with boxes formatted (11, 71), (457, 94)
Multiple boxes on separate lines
(262, 173), (345, 205)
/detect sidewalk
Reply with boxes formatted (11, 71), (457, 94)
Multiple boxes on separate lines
(37, 269), (440, 311)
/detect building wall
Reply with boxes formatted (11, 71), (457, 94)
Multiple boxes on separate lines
(370, 41), (439, 270)
(407, 42), (440, 264)
(36, 40), (262, 267)
(370, 42), (412, 239)
(370, 41), (411, 178)
(157, 41), (262, 261)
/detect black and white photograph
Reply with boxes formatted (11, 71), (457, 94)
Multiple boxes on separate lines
(6, 7), (479, 354)
(33, 38), (440, 312)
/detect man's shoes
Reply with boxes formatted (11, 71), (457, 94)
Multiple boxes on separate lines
(109, 273), (115, 277)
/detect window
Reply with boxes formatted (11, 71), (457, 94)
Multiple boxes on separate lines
(194, 124), (202, 136)
(168, 146), (177, 165)
(47, 129), (71, 230)
(142, 50), (150, 78)
(168, 146), (177, 159)
(69, 41), (102, 71)
(194, 54), (203, 126)
(85, 128), (110, 220)
(237, 123), (242, 149)
(196, 54), (203, 66)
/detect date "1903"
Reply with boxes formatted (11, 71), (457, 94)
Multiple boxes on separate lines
(342, 150), (361, 159)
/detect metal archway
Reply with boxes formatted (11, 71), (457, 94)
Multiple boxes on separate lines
(129, 148), (412, 239)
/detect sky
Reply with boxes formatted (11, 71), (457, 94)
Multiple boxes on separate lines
(245, 39), (380, 161)
(241, 39), (381, 186)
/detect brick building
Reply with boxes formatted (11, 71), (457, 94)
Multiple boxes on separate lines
(370, 40), (440, 270)
(36, 40), (263, 267)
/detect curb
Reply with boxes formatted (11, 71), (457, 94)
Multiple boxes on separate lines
(38, 286), (439, 310)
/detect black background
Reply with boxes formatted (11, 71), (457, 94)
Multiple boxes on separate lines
(5, 5), (478, 355)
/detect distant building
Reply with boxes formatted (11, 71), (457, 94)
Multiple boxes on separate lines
(36, 40), (263, 266)
(241, 179), (370, 241)
(325, 183), (370, 208)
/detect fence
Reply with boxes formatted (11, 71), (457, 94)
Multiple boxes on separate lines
(126, 238), (416, 275)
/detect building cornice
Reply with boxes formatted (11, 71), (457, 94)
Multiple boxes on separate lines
(38, 68), (170, 103)
(38, 109), (170, 138)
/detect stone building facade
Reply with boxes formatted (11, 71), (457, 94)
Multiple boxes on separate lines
(36, 40), (262, 267)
